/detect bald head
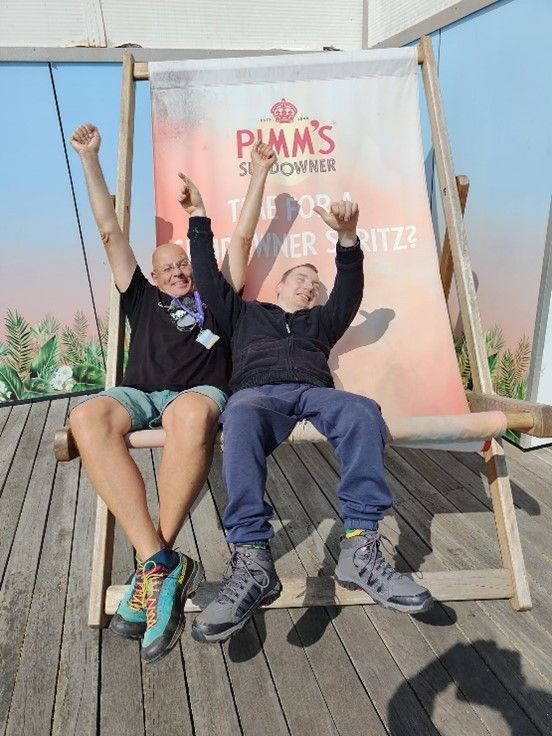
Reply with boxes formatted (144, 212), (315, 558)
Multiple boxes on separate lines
(151, 243), (194, 298)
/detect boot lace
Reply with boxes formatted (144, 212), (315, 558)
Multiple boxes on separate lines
(142, 562), (166, 630)
(353, 533), (398, 583)
(215, 550), (270, 605)
(128, 563), (145, 611)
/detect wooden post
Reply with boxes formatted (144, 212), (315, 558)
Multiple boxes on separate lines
(420, 36), (531, 611)
(440, 175), (469, 301)
(88, 53), (136, 628)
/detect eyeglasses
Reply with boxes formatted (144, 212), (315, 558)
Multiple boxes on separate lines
(156, 259), (190, 276)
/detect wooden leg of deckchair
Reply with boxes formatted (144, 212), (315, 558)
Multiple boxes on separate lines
(484, 438), (531, 611)
(88, 497), (115, 628)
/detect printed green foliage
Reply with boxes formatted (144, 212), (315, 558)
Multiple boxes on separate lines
(0, 309), (108, 402)
(30, 336), (60, 381)
(4, 310), (33, 376)
(455, 325), (531, 444)
(454, 325), (530, 401)
(0, 363), (24, 400)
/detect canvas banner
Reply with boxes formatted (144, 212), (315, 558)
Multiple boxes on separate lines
(150, 50), (468, 418)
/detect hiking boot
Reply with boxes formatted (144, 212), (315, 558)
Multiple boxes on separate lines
(141, 552), (204, 664)
(109, 561), (147, 639)
(335, 531), (434, 614)
(191, 545), (282, 644)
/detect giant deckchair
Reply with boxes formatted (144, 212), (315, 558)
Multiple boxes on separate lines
(55, 37), (552, 628)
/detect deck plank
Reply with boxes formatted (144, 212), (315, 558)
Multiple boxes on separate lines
(51, 469), (100, 736)
(0, 400), (65, 734)
(5, 400), (78, 736)
(0, 403), (30, 493)
(0, 405), (12, 438)
(0, 402), (48, 581)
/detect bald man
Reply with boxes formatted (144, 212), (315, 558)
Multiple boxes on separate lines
(69, 123), (276, 663)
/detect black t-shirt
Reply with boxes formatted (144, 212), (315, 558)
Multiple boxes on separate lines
(119, 266), (230, 395)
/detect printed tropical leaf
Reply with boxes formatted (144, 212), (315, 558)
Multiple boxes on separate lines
(22, 377), (53, 398)
(73, 310), (89, 344)
(497, 349), (517, 397)
(33, 314), (60, 344)
(29, 336), (60, 380)
(454, 326), (531, 404)
(486, 325), (504, 357)
(72, 362), (105, 387)
(62, 327), (84, 366)
(460, 344), (472, 388)
(98, 313), (109, 355)
(0, 363), (24, 400)
(83, 341), (104, 368)
(513, 335), (531, 384)
(4, 310), (33, 375)
(0, 343), (7, 359)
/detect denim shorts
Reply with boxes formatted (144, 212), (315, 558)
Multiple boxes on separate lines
(80, 384), (227, 432)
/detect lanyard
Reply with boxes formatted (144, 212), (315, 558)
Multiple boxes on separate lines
(171, 291), (205, 330)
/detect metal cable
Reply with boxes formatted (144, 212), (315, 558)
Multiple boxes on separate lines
(47, 62), (106, 369)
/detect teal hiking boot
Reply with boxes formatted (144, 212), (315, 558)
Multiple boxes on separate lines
(142, 552), (204, 664)
(109, 561), (147, 639)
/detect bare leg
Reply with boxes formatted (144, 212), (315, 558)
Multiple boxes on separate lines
(70, 396), (164, 561)
(157, 392), (220, 547)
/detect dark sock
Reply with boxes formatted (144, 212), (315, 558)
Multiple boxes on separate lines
(146, 547), (180, 572)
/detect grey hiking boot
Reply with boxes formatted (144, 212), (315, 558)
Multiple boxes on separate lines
(191, 545), (282, 643)
(335, 531), (434, 614)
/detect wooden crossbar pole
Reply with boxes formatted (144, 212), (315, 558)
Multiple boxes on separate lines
(88, 53), (136, 629)
(134, 48), (427, 83)
(440, 175), (470, 300)
(105, 569), (513, 614)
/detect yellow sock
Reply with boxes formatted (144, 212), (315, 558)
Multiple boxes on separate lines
(345, 528), (366, 538)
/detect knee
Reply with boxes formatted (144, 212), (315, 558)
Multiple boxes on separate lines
(222, 399), (262, 429)
(70, 398), (128, 442)
(163, 397), (219, 444)
(340, 396), (386, 431)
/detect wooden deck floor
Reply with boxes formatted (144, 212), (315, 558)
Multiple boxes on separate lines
(1, 396), (551, 736)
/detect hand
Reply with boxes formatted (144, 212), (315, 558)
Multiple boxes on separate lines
(177, 173), (206, 216)
(70, 123), (101, 155)
(251, 141), (277, 173)
(314, 201), (359, 234)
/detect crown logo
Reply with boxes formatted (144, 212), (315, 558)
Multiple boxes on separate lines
(270, 98), (298, 123)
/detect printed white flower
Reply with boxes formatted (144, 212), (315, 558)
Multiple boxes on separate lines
(51, 365), (74, 391)
(0, 380), (12, 400)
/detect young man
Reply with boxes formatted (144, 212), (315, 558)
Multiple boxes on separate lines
(177, 177), (434, 644)
(69, 123), (276, 663)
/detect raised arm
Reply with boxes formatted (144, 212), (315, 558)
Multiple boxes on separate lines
(70, 124), (137, 291)
(222, 142), (277, 292)
(177, 175), (245, 338)
(314, 201), (364, 345)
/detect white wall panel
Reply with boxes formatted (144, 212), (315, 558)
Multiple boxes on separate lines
(100, 0), (364, 50)
(0, 0), (364, 49)
(0, 0), (89, 47)
(367, 0), (498, 46)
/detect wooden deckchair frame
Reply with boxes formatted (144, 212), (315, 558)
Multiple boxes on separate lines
(69, 37), (548, 627)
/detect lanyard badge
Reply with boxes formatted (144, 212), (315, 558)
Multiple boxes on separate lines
(172, 292), (220, 350)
